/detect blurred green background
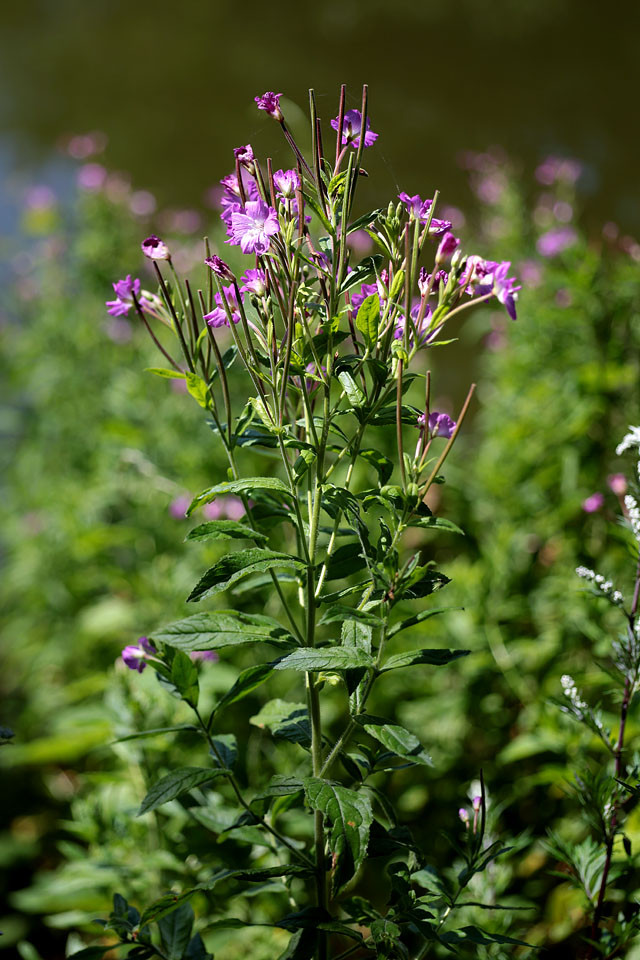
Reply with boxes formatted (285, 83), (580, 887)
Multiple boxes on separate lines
(2, 3), (640, 959)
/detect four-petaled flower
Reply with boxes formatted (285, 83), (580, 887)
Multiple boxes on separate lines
(240, 268), (267, 296)
(255, 91), (283, 121)
(122, 636), (157, 673)
(331, 109), (378, 148)
(141, 234), (170, 260)
(398, 192), (432, 221)
(205, 255), (235, 281)
(106, 275), (152, 317)
(227, 200), (280, 255)
(273, 168), (300, 199)
(204, 284), (243, 327)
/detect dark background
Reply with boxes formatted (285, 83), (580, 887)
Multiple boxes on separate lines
(1, 0), (639, 233)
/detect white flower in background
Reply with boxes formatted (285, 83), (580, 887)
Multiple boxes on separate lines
(616, 426), (640, 456)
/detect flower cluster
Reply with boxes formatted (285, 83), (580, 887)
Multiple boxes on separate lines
(575, 566), (624, 605)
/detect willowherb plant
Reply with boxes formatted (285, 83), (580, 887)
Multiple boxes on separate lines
(94, 86), (524, 960)
(547, 427), (640, 957)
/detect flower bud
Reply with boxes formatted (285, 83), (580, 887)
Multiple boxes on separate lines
(205, 255), (235, 282)
(141, 235), (171, 260)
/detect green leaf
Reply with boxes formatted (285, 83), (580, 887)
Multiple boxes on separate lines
(389, 269), (405, 300)
(66, 950), (115, 960)
(138, 767), (228, 815)
(339, 255), (383, 294)
(151, 611), (295, 651)
(250, 699), (311, 748)
(303, 778), (373, 894)
(185, 520), (267, 543)
(348, 209), (383, 235)
(187, 550), (304, 602)
(158, 902), (194, 960)
(210, 733), (237, 769)
(408, 516), (465, 535)
(294, 449), (317, 482)
(381, 648), (470, 672)
(318, 605), (383, 628)
(276, 929), (317, 960)
(215, 662), (274, 712)
(355, 294), (380, 348)
(337, 369), (365, 408)
(113, 724), (198, 743)
(387, 607), (451, 639)
(188, 477), (291, 516)
(274, 648), (374, 672)
(355, 715), (432, 766)
(358, 447), (393, 485)
(170, 650), (199, 707)
(185, 372), (209, 409)
(145, 367), (186, 379)
(441, 926), (533, 948)
(324, 542), (367, 582)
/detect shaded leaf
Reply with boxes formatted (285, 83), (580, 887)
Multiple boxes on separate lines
(355, 715), (431, 766)
(250, 699), (311, 747)
(187, 550), (304, 602)
(387, 607), (451, 639)
(381, 649), (470, 672)
(138, 767), (228, 815)
(215, 662), (274, 712)
(188, 477), (290, 515)
(303, 778), (373, 894)
(185, 520), (267, 543)
(158, 902), (194, 960)
(408, 517), (465, 536)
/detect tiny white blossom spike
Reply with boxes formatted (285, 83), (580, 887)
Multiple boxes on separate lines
(625, 495), (640, 541)
(616, 426), (640, 456)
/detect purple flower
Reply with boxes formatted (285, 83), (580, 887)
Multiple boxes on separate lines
(416, 411), (456, 439)
(398, 193), (432, 221)
(122, 636), (157, 673)
(418, 267), (448, 295)
(204, 284), (243, 327)
(330, 109), (378, 149)
(536, 226), (578, 258)
(205, 255), (235, 281)
(397, 193), (452, 235)
(350, 282), (378, 316)
(227, 200), (280, 255)
(582, 492), (604, 514)
(218, 171), (260, 224)
(395, 303), (443, 349)
(233, 144), (255, 170)
(141, 235), (170, 261)
(77, 163), (107, 191)
(169, 495), (191, 519)
(467, 258), (520, 320)
(608, 473), (627, 496)
(535, 156), (583, 186)
(240, 268), (267, 296)
(189, 650), (219, 662)
(459, 807), (470, 825)
(273, 168), (300, 199)
(106, 275), (152, 317)
(255, 91), (283, 121)
(472, 795), (482, 812)
(436, 232), (460, 262)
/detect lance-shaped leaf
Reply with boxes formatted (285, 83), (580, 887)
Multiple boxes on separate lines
(303, 778), (373, 894)
(188, 477), (291, 515)
(146, 367), (187, 380)
(274, 647), (375, 672)
(355, 714), (432, 766)
(355, 294), (380, 348)
(381, 648), (470, 672)
(150, 611), (295, 651)
(337, 369), (366, 408)
(158, 901), (195, 960)
(138, 767), (228, 816)
(185, 372), (210, 409)
(214, 662), (274, 713)
(185, 520), (268, 543)
(408, 516), (465, 536)
(187, 550), (304, 602)
(386, 606), (451, 640)
(358, 447), (393, 485)
(251, 699), (311, 748)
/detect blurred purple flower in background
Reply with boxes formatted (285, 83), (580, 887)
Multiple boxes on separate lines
(537, 226), (578, 257)
(582, 492), (604, 513)
(169, 495), (191, 519)
(122, 636), (157, 673)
